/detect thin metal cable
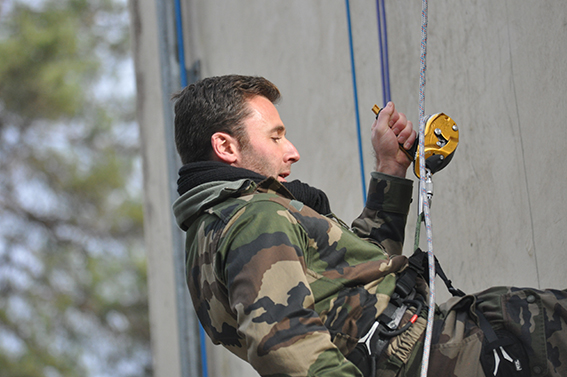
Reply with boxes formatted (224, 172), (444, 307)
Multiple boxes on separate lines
(417, 0), (435, 376)
(504, 5), (540, 288)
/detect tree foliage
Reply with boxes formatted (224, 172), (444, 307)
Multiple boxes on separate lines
(0, 0), (151, 376)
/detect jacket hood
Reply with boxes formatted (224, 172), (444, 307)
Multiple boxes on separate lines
(172, 179), (254, 231)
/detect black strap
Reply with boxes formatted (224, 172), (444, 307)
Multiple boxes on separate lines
(395, 249), (425, 298)
(397, 248), (465, 299)
(476, 308), (499, 344)
(434, 257), (466, 297)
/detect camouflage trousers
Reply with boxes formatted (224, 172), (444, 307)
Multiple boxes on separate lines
(372, 287), (567, 377)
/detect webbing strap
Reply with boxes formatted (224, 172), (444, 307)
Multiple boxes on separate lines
(396, 251), (423, 298)
(398, 249), (465, 299)
(476, 309), (499, 344)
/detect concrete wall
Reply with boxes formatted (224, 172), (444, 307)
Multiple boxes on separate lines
(134, 1), (567, 376)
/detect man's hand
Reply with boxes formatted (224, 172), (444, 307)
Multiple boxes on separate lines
(371, 102), (416, 178)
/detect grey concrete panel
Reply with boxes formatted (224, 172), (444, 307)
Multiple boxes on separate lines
(130, 0), (184, 375)
(384, 1), (567, 296)
(131, 0), (203, 375)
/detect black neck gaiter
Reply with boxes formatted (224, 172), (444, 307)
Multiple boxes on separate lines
(177, 161), (332, 216)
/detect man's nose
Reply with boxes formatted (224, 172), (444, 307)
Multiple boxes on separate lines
(285, 140), (300, 163)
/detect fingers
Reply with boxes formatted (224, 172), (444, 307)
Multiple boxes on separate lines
(404, 126), (417, 150)
(397, 120), (416, 150)
(373, 102), (396, 137)
(381, 102), (415, 149)
(377, 101), (398, 126)
(390, 112), (407, 136)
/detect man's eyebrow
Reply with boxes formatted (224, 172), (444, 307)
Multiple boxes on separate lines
(270, 125), (286, 134)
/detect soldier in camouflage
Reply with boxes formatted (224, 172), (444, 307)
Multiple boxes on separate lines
(172, 75), (567, 376)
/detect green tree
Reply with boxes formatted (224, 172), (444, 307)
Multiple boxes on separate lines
(0, 0), (151, 376)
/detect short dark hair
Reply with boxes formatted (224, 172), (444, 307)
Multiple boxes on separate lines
(172, 75), (281, 164)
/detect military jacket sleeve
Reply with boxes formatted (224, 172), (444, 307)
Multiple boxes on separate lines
(351, 172), (413, 255)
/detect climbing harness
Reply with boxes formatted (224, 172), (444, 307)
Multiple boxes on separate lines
(347, 281), (424, 377)
(347, 247), (465, 377)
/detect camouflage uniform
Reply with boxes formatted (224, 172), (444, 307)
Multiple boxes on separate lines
(173, 171), (567, 376)
(174, 172), (414, 376)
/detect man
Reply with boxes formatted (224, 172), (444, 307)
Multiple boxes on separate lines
(172, 75), (566, 377)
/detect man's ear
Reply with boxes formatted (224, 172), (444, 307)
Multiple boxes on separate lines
(211, 132), (240, 164)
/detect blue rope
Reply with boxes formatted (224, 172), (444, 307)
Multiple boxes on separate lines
(174, 0), (188, 87)
(345, 0), (367, 203)
(173, 2), (208, 377)
(198, 323), (209, 377)
(376, 0), (391, 104)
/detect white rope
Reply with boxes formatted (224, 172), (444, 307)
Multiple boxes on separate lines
(417, 0), (436, 376)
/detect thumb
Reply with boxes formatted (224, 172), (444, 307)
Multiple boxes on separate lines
(373, 101), (398, 137)
(378, 101), (399, 126)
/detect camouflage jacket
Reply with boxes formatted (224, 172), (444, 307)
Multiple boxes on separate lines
(173, 172), (413, 376)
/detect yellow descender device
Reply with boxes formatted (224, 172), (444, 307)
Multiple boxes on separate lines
(372, 104), (459, 178)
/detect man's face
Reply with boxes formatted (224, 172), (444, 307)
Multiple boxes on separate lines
(233, 95), (300, 182)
